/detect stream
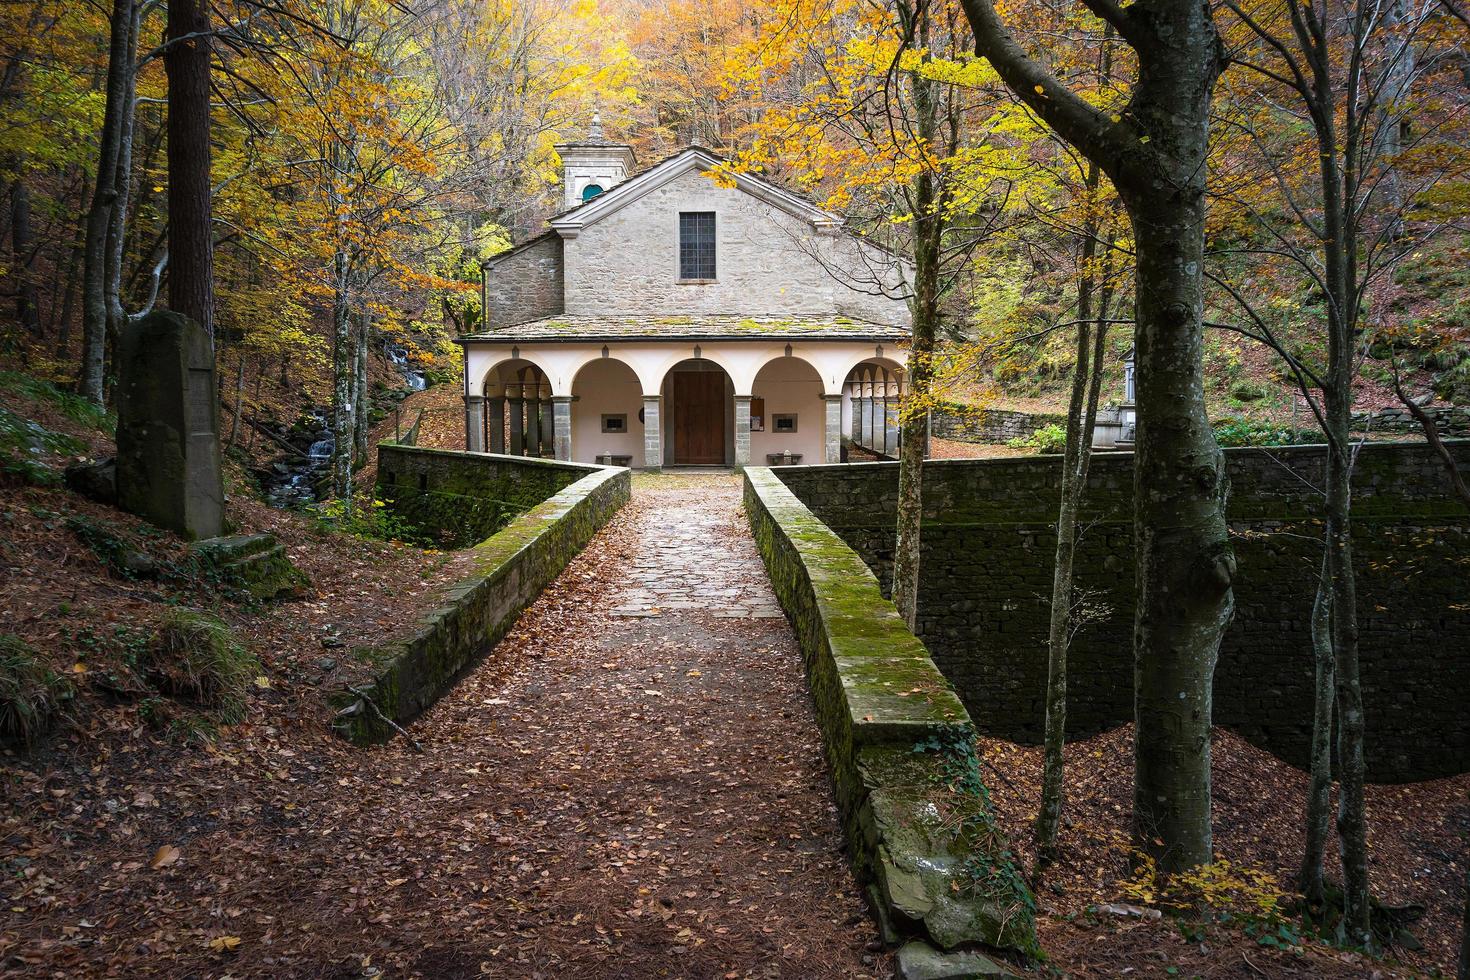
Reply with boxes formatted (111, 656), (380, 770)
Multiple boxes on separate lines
(259, 343), (427, 508)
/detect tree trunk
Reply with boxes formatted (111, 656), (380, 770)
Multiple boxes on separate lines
(1036, 205), (1113, 863)
(1116, 10), (1234, 869)
(1299, 552), (1335, 907)
(105, 0), (140, 342)
(80, 0), (135, 404)
(165, 0), (214, 338)
(9, 176), (42, 337)
(226, 352), (245, 449)
(891, 2), (939, 630)
(330, 251), (355, 507)
(353, 313), (370, 467)
(959, 0), (1232, 875)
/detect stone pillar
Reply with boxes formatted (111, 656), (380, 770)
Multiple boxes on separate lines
(524, 387), (541, 457)
(508, 388), (525, 456)
(552, 396), (573, 461)
(487, 396), (505, 454)
(642, 395), (662, 471)
(464, 395), (485, 452)
(114, 311), (223, 540)
(733, 395), (752, 469)
(851, 380), (863, 447)
(822, 394), (842, 464)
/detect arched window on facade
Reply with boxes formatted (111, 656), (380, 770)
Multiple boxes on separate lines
(581, 183), (604, 202)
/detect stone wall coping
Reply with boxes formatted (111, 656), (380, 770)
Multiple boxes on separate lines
(744, 466), (970, 739)
(742, 465), (1038, 955)
(777, 438), (1470, 475)
(377, 442), (618, 475)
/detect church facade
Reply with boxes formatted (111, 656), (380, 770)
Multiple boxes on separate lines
(459, 126), (912, 469)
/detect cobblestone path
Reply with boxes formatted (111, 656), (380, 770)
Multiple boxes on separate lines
(386, 471), (882, 977)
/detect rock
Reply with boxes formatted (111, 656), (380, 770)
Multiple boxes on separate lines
(317, 657), (338, 672)
(894, 940), (1013, 979)
(64, 458), (117, 505)
(192, 532), (309, 601)
(120, 550), (158, 578)
(320, 635), (345, 649)
(1097, 903), (1161, 921)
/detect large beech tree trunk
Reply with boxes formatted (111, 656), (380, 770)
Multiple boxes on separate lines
(165, 0), (214, 338)
(960, 0), (1234, 873)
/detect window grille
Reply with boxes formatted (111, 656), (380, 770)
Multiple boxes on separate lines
(678, 212), (716, 280)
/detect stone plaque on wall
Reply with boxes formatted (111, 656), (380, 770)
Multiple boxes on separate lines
(115, 311), (224, 540)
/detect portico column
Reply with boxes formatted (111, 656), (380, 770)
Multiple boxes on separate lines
(821, 394), (842, 464)
(641, 395), (662, 472)
(487, 396), (505, 454)
(524, 386), (542, 457)
(464, 395), (485, 452)
(552, 395), (573, 461)
(733, 395), (752, 469)
(508, 385), (525, 456)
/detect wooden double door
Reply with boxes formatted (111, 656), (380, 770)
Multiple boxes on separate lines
(670, 370), (727, 465)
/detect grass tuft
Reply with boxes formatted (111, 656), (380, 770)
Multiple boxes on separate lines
(0, 635), (71, 748)
(143, 610), (258, 724)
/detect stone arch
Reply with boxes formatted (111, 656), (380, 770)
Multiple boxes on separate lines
(842, 357), (907, 459)
(750, 354), (825, 466)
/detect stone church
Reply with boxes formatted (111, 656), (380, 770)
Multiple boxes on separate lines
(460, 121), (912, 469)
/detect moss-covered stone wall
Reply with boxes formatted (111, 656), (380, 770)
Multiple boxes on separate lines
(335, 453), (629, 744)
(376, 444), (591, 548)
(775, 443), (1470, 783)
(743, 468), (1037, 957)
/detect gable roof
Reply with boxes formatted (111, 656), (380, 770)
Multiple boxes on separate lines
(548, 146), (844, 239)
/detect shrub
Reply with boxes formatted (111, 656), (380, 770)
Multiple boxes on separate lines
(1006, 422), (1068, 454)
(1230, 380), (1268, 403)
(0, 406), (85, 487)
(0, 635), (71, 748)
(1213, 416), (1297, 448)
(143, 610), (258, 723)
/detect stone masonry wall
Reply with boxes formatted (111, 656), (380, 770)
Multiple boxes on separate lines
(338, 450), (629, 744)
(377, 444), (590, 548)
(483, 234), (565, 328)
(929, 404), (1065, 444)
(775, 443), (1470, 782)
(562, 168), (909, 325)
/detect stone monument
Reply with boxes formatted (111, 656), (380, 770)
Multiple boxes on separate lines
(115, 311), (224, 540)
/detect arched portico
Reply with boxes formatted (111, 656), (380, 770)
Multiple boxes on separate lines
(749, 355), (826, 465)
(472, 358), (560, 458)
(842, 358), (906, 460)
(571, 356), (644, 466)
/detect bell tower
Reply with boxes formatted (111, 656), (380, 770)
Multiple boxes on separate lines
(555, 111), (637, 210)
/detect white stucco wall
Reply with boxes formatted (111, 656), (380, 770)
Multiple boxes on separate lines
(570, 357), (645, 466)
(750, 358), (825, 464)
(560, 168), (909, 325)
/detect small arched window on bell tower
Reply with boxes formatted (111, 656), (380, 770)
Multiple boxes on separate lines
(582, 183), (605, 202)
